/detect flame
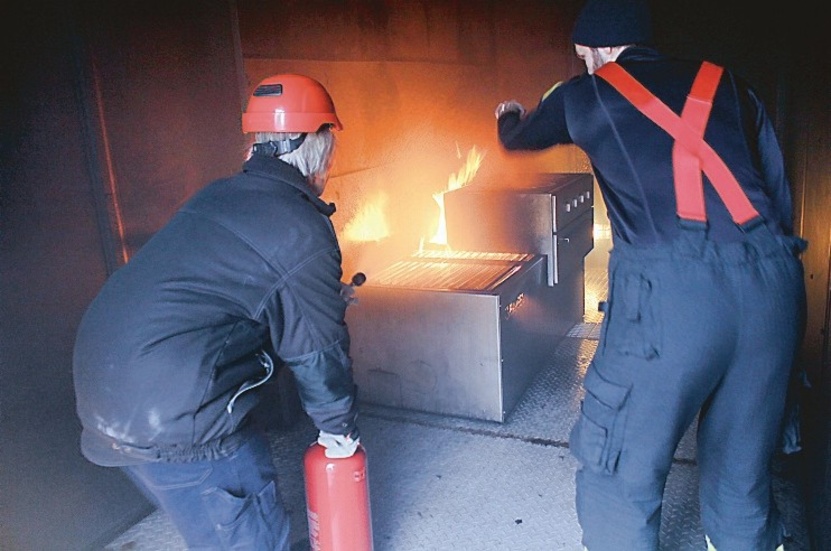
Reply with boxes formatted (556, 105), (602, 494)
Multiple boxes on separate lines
(342, 192), (391, 242)
(429, 145), (485, 246)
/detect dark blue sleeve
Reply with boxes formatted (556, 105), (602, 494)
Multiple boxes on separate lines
(285, 342), (357, 435)
(265, 244), (358, 435)
(747, 86), (794, 235)
(497, 82), (573, 151)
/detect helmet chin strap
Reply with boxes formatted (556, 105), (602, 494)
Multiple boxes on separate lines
(252, 134), (307, 157)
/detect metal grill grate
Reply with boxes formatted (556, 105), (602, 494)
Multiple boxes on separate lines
(371, 253), (529, 291)
(410, 250), (534, 263)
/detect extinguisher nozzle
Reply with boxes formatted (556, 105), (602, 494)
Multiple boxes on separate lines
(351, 272), (367, 287)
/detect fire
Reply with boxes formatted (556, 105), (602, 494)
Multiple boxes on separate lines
(342, 192), (391, 242)
(429, 145), (485, 246)
(340, 145), (484, 250)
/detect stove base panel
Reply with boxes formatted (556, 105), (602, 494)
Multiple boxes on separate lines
(346, 257), (584, 422)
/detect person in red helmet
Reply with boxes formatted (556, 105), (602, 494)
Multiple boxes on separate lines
(73, 74), (359, 550)
(495, 0), (806, 550)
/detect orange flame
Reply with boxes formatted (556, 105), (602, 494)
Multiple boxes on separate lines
(429, 145), (485, 246)
(342, 192), (391, 242)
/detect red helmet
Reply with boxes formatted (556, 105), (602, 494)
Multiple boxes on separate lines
(242, 74), (343, 133)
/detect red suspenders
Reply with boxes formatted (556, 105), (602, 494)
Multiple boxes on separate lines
(595, 61), (760, 226)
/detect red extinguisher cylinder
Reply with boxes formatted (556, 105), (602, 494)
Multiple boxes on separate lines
(303, 442), (373, 551)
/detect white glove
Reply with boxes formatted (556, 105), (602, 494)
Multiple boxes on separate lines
(317, 431), (360, 459)
(339, 282), (359, 306)
(494, 100), (526, 120)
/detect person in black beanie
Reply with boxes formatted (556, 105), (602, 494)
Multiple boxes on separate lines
(495, 0), (806, 550)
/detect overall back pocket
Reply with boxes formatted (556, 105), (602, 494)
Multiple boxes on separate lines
(604, 272), (661, 360)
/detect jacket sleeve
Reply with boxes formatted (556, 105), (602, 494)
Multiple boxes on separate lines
(497, 80), (573, 151)
(284, 342), (357, 435)
(263, 246), (358, 436)
(746, 85), (794, 235)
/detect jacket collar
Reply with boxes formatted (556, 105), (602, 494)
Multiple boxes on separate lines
(615, 45), (665, 63)
(242, 154), (336, 216)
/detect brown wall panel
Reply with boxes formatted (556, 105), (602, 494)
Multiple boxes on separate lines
(785, 25), (831, 545)
(0, 4), (152, 549)
(80, 0), (246, 257)
(1, 1), (247, 549)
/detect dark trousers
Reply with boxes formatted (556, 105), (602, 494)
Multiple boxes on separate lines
(123, 429), (290, 551)
(570, 226), (806, 551)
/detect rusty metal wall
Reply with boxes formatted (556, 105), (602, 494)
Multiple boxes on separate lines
(783, 16), (831, 548)
(0, 1), (245, 549)
(77, 0), (247, 262)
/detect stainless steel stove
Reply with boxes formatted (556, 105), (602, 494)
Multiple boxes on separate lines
(346, 173), (594, 422)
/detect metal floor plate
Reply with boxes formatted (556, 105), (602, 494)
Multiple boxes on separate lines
(105, 265), (810, 551)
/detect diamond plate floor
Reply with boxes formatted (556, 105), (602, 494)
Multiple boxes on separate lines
(105, 261), (810, 551)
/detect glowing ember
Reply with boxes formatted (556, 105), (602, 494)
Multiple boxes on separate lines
(342, 192), (391, 242)
(429, 145), (485, 246)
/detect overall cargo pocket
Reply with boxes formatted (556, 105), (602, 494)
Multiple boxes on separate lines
(569, 364), (631, 475)
(202, 479), (284, 550)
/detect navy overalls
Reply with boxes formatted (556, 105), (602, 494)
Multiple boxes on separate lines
(568, 61), (807, 550)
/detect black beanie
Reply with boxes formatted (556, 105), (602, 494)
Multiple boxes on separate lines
(572, 0), (653, 47)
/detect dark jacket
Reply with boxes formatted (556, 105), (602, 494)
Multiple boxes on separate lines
(73, 155), (357, 466)
(498, 47), (793, 246)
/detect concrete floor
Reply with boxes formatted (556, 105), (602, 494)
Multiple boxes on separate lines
(104, 259), (811, 551)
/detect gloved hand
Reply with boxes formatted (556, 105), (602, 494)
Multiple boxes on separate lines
(339, 282), (359, 306)
(317, 430), (360, 459)
(494, 100), (526, 120)
(339, 272), (366, 306)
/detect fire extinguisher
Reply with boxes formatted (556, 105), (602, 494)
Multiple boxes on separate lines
(303, 441), (373, 551)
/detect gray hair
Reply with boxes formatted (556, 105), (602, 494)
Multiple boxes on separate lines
(250, 129), (335, 178)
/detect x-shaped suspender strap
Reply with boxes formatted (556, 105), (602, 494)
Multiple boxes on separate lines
(595, 61), (760, 226)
